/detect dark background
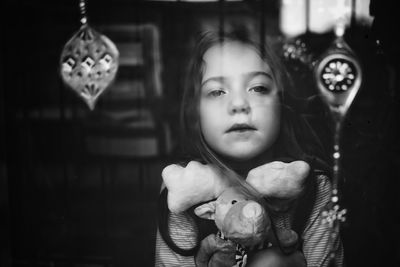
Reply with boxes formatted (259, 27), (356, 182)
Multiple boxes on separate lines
(1, 0), (399, 266)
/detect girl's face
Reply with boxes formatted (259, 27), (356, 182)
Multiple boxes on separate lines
(199, 41), (281, 161)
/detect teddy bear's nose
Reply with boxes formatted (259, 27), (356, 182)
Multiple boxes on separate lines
(242, 202), (262, 218)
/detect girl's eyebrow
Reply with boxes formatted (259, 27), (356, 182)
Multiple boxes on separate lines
(201, 71), (273, 87)
(201, 76), (226, 87)
(246, 71), (273, 81)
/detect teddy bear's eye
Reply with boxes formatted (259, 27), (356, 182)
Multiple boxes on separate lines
(231, 200), (237, 205)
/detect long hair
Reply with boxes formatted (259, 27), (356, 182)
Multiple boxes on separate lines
(181, 29), (329, 171)
(158, 29), (330, 256)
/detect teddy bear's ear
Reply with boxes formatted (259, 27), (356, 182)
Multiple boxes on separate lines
(246, 160), (310, 200)
(162, 161), (231, 213)
(194, 201), (217, 220)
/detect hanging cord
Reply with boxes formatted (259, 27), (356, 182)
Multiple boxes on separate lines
(80, 0), (88, 25)
(322, 117), (347, 267)
(259, 0), (266, 58)
(218, 0), (225, 40)
(77, 0), (93, 41)
(350, 0), (356, 28)
(305, 0), (310, 35)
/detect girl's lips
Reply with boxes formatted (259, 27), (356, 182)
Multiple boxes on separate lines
(226, 123), (256, 133)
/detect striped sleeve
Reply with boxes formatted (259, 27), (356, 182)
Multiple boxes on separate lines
(155, 212), (198, 267)
(302, 174), (344, 267)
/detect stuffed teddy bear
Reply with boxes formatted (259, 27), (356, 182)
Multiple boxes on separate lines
(194, 185), (281, 267)
(161, 160), (310, 267)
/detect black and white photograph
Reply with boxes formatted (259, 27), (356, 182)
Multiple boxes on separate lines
(1, 0), (399, 266)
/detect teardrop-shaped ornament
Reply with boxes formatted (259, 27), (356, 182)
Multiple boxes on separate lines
(60, 24), (119, 110)
(314, 25), (362, 116)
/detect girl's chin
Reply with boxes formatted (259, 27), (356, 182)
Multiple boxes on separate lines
(220, 150), (263, 162)
(226, 153), (257, 162)
(218, 147), (273, 166)
(224, 146), (266, 160)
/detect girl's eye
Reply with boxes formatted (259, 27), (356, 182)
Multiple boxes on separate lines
(249, 86), (270, 94)
(231, 200), (237, 205)
(208, 89), (226, 97)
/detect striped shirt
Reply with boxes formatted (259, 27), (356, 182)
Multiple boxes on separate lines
(155, 174), (344, 267)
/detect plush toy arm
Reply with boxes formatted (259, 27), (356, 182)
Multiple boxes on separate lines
(246, 161), (310, 201)
(162, 161), (231, 213)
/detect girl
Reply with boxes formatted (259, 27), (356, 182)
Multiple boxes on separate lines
(155, 30), (343, 267)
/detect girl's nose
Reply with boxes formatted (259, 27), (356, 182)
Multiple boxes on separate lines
(229, 95), (250, 115)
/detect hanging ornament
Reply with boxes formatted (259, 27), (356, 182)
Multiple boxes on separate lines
(60, 0), (119, 110)
(313, 22), (362, 116)
(313, 16), (362, 267)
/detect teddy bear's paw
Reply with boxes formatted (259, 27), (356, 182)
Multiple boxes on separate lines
(275, 228), (299, 254)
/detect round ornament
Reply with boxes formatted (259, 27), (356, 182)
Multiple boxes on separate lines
(314, 27), (362, 115)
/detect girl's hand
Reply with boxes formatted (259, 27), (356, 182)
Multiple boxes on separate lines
(195, 234), (237, 267)
(247, 247), (306, 267)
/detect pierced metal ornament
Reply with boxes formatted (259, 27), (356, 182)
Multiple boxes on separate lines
(314, 26), (362, 116)
(60, 0), (119, 110)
